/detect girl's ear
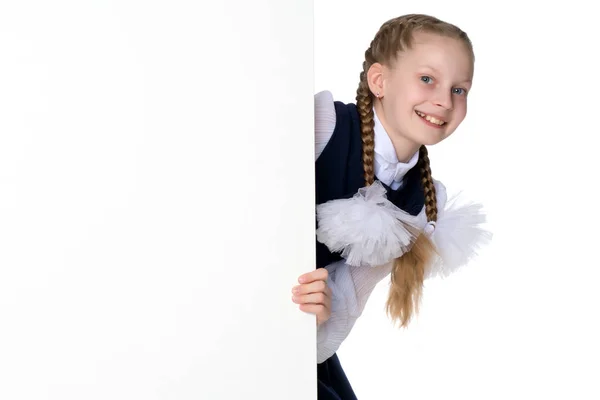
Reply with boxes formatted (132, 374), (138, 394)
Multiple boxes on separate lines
(366, 63), (385, 98)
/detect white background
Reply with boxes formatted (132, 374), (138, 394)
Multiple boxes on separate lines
(315, 1), (600, 399)
(0, 1), (315, 399)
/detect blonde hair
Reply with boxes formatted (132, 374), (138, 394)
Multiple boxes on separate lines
(355, 14), (474, 327)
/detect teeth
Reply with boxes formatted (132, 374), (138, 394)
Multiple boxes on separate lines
(426, 116), (444, 125)
(416, 111), (445, 125)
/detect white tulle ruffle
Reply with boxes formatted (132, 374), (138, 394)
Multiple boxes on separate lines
(316, 181), (422, 268)
(424, 189), (493, 279)
(316, 179), (492, 276)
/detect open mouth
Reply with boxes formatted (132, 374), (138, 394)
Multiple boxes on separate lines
(415, 110), (446, 127)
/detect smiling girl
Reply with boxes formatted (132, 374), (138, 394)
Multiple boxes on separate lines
(291, 14), (491, 399)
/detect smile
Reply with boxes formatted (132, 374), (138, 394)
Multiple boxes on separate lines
(415, 111), (446, 126)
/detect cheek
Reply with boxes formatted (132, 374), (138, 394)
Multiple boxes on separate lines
(397, 90), (426, 117)
(407, 83), (430, 103)
(454, 100), (468, 121)
(388, 93), (413, 119)
(392, 78), (426, 105)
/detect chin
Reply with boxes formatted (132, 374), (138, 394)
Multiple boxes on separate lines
(415, 133), (446, 146)
(410, 120), (453, 146)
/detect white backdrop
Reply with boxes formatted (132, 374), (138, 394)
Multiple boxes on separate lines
(315, 1), (600, 399)
(0, 1), (315, 399)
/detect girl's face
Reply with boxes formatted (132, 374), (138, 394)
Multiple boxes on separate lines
(374, 32), (474, 154)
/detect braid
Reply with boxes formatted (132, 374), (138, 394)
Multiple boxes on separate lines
(385, 147), (439, 328)
(356, 72), (375, 185)
(419, 145), (438, 222)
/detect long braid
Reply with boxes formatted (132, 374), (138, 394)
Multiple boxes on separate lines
(419, 145), (438, 222)
(386, 146), (439, 327)
(384, 146), (439, 327)
(356, 71), (375, 185)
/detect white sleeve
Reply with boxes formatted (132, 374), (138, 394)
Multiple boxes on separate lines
(317, 259), (393, 364)
(314, 90), (336, 160)
(314, 90), (392, 363)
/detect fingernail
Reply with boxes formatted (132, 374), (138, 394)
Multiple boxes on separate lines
(292, 286), (300, 294)
(298, 276), (306, 283)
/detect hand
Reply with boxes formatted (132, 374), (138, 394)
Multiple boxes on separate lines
(292, 268), (331, 326)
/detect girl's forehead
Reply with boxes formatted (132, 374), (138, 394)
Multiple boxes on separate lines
(397, 34), (473, 77)
(406, 36), (469, 61)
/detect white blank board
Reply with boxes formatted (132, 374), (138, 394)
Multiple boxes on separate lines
(0, 1), (316, 399)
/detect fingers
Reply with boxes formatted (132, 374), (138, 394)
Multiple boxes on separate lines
(298, 268), (328, 284)
(293, 268), (332, 325)
(292, 280), (329, 297)
(292, 283), (332, 326)
(292, 292), (328, 306)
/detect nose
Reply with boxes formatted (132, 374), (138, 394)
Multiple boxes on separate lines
(433, 89), (453, 110)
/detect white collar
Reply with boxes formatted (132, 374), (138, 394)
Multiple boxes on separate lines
(373, 108), (419, 187)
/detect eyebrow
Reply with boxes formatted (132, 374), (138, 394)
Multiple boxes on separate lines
(419, 65), (472, 85)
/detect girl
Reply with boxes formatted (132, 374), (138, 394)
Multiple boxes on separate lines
(292, 14), (491, 399)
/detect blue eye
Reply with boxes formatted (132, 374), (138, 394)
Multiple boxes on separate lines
(453, 88), (466, 95)
(420, 76), (432, 84)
